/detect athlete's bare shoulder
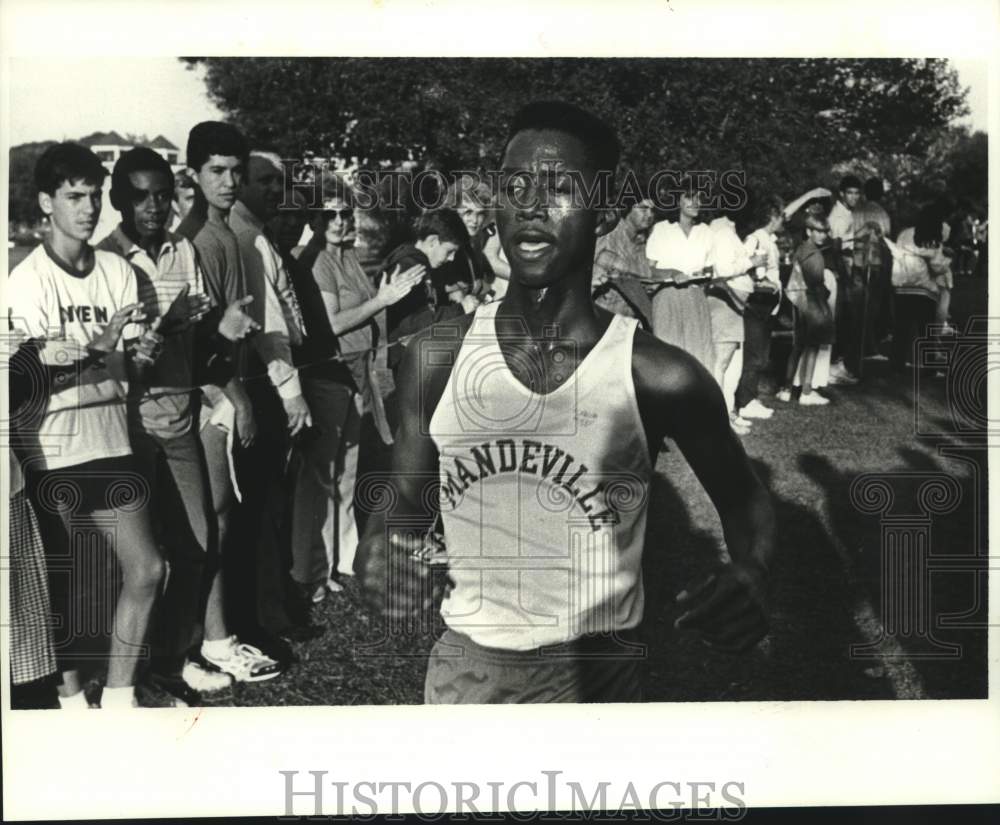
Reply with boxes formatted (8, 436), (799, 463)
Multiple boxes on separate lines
(630, 326), (728, 441)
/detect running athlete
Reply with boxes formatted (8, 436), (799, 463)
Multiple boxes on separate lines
(356, 102), (775, 703)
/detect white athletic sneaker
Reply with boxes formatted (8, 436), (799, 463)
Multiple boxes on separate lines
(828, 371), (859, 386)
(200, 636), (284, 683)
(799, 391), (830, 406)
(730, 414), (753, 435)
(739, 399), (774, 419)
(182, 659), (234, 693)
(775, 389), (792, 403)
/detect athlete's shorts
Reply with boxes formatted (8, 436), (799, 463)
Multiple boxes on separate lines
(424, 627), (646, 704)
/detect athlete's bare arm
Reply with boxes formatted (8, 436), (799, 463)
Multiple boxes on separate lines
(356, 314), (476, 619)
(632, 330), (775, 651)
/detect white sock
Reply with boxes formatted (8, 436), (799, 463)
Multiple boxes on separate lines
(101, 685), (136, 709)
(202, 635), (237, 659)
(58, 691), (89, 711)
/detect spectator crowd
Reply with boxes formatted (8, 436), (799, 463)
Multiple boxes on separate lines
(7, 114), (986, 708)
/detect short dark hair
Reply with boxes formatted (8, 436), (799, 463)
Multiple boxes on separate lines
(34, 142), (107, 196)
(414, 208), (469, 246)
(502, 101), (620, 173)
(754, 194), (785, 227)
(186, 121), (248, 174)
(110, 147), (174, 211)
(863, 177), (884, 201)
(839, 174), (863, 193)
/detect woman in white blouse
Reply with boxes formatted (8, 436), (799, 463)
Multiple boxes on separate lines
(645, 190), (715, 370)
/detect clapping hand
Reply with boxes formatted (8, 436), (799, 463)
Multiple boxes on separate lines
(159, 284), (212, 334)
(130, 318), (165, 367)
(218, 295), (261, 342)
(376, 264), (426, 308)
(89, 303), (147, 355)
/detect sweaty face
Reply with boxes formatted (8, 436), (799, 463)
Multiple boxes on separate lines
(193, 154), (243, 212)
(40, 179), (102, 242)
(496, 128), (601, 290)
(242, 156), (285, 221)
(843, 187), (862, 209)
(322, 199), (356, 245)
(122, 169), (173, 243)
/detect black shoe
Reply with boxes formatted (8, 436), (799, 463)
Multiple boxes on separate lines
(146, 671), (202, 707)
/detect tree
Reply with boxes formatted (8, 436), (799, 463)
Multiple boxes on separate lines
(183, 57), (967, 215)
(8, 141), (56, 226)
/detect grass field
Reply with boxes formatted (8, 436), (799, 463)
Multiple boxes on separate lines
(197, 274), (989, 707)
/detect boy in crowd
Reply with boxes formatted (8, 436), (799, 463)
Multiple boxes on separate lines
(382, 207), (469, 371)
(170, 169), (198, 231)
(357, 102), (774, 703)
(97, 146), (270, 701)
(176, 122), (288, 678)
(9, 143), (168, 708)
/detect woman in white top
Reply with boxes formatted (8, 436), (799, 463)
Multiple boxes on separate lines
(645, 190), (715, 370)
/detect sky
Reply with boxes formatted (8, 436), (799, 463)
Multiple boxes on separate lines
(6, 57), (991, 159)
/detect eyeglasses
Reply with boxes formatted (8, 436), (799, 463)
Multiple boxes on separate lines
(326, 209), (354, 221)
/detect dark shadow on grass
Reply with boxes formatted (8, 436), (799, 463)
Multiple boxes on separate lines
(797, 449), (987, 699)
(640, 459), (893, 702)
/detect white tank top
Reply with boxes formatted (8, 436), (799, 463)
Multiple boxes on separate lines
(429, 302), (652, 650)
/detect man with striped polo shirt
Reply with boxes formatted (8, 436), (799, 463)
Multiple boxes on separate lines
(97, 146), (272, 702)
(357, 102), (775, 703)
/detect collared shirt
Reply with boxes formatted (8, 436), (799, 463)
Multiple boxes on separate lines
(829, 200), (856, 251)
(743, 227), (783, 315)
(230, 200), (304, 400)
(708, 216), (753, 293)
(310, 245), (393, 444)
(96, 225), (206, 438)
(645, 220), (713, 276)
(594, 218), (652, 285)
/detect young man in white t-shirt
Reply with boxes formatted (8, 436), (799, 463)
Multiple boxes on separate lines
(8, 143), (169, 709)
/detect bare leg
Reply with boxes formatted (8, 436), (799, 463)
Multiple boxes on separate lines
(935, 288), (952, 326)
(712, 342), (739, 395)
(105, 508), (164, 688)
(201, 422), (235, 642)
(799, 346), (819, 395)
(57, 670), (83, 698)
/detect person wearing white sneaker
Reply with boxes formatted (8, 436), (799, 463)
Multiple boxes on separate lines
(783, 215), (836, 408)
(730, 413), (753, 435)
(799, 391), (830, 406)
(198, 635), (283, 682)
(739, 398), (774, 419)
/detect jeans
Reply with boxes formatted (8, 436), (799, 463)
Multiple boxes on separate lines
(835, 268), (867, 376)
(891, 292), (937, 372)
(734, 293), (776, 411)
